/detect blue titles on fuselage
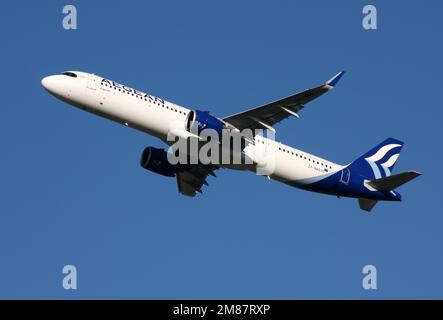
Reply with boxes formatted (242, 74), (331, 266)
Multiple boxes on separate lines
(100, 78), (164, 104)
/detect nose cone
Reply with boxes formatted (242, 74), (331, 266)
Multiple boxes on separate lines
(41, 75), (58, 93)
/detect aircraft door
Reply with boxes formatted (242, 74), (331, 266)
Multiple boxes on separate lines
(87, 74), (97, 90)
(340, 168), (350, 184)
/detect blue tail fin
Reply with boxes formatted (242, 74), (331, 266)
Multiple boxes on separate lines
(348, 138), (404, 179)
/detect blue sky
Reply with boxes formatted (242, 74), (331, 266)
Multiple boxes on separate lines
(0, 0), (442, 299)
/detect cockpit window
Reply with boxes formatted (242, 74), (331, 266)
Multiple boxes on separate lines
(60, 72), (77, 78)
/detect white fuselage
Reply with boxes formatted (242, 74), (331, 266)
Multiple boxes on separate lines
(42, 71), (343, 188)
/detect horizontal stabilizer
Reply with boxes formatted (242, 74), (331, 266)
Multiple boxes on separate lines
(358, 198), (378, 212)
(368, 171), (421, 191)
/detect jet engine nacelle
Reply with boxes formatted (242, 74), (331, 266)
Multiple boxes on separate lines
(140, 147), (178, 177)
(186, 110), (224, 137)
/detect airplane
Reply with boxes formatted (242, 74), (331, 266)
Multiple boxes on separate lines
(41, 70), (420, 212)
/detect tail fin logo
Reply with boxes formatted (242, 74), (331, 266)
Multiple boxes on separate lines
(365, 144), (402, 179)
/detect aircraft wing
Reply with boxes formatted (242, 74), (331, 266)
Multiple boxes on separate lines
(223, 71), (345, 131)
(176, 164), (219, 196)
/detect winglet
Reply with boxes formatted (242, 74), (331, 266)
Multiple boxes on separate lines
(326, 71), (345, 87)
(367, 171), (421, 191)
